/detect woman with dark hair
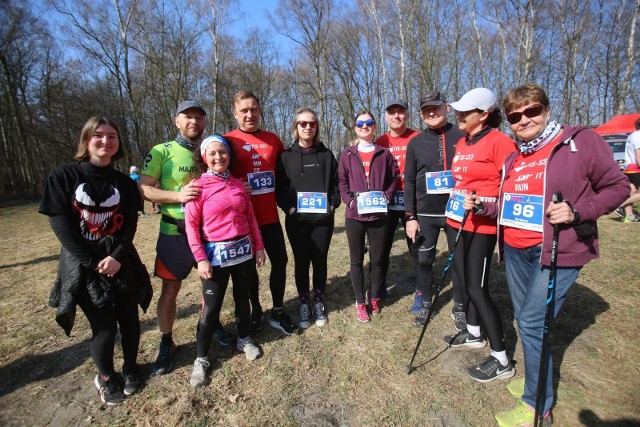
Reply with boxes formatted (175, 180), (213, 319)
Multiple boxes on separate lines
(338, 110), (397, 322)
(442, 88), (517, 382)
(185, 134), (266, 387)
(276, 108), (340, 329)
(465, 83), (628, 426)
(39, 117), (152, 405)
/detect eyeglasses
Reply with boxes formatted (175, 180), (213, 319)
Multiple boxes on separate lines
(355, 119), (375, 128)
(506, 104), (545, 125)
(298, 121), (317, 129)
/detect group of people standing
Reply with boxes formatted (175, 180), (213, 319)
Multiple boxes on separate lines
(39, 84), (629, 427)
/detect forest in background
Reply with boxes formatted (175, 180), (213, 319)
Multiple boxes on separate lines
(1, 0), (638, 199)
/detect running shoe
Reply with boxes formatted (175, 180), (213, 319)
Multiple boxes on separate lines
(270, 309), (298, 335)
(189, 358), (210, 387)
(237, 337), (261, 360)
(153, 338), (176, 375)
(214, 324), (235, 347)
(507, 377), (525, 398)
(410, 291), (424, 314)
(494, 400), (553, 427)
(249, 307), (264, 331)
(614, 206), (625, 218)
(442, 330), (486, 348)
(468, 355), (515, 383)
(624, 215), (640, 223)
(94, 374), (124, 405)
(414, 301), (433, 327)
(121, 366), (143, 396)
(451, 310), (467, 332)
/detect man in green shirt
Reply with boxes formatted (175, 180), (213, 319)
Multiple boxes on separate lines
(140, 101), (232, 375)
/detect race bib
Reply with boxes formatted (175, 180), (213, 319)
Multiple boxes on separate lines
(204, 235), (253, 268)
(297, 192), (327, 213)
(499, 193), (544, 232)
(445, 192), (466, 222)
(388, 191), (405, 211)
(426, 171), (454, 194)
(247, 171), (275, 195)
(357, 191), (388, 214)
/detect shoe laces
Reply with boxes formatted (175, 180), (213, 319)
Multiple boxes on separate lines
(477, 356), (500, 375)
(313, 302), (325, 318)
(300, 304), (310, 319)
(357, 303), (368, 317)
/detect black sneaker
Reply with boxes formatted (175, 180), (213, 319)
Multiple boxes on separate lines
(451, 311), (467, 332)
(121, 366), (143, 396)
(614, 206), (625, 218)
(414, 301), (434, 327)
(269, 309), (298, 335)
(94, 374), (124, 405)
(468, 355), (515, 383)
(214, 324), (235, 347)
(153, 338), (176, 375)
(443, 330), (486, 348)
(249, 307), (264, 331)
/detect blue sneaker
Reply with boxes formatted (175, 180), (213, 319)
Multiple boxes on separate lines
(410, 291), (424, 314)
(214, 324), (235, 347)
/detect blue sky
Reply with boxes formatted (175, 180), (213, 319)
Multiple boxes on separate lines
(230, 0), (292, 60)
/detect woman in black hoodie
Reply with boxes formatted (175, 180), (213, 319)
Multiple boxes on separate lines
(276, 108), (341, 329)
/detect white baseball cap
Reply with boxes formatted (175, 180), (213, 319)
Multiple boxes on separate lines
(450, 88), (498, 112)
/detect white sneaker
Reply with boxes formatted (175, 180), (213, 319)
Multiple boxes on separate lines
(189, 358), (210, 387)
(237, 337), (261, 361)
(313, 302), (327, 327)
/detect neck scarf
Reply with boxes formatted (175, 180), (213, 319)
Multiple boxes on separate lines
(519, 120), (560, 154)
(176, 133), (198, 151)
(206, 170), (230, 180)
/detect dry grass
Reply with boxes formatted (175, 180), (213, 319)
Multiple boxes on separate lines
(0, 202), (638, 426)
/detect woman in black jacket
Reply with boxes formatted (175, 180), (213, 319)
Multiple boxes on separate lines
(39, 117), (151, 406)
(276, 108), (340, 329)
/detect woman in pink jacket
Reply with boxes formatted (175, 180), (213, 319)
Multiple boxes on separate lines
(185, 135), (266, 387)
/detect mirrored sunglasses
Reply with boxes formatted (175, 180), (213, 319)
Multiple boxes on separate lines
(355, 119), (375, 128)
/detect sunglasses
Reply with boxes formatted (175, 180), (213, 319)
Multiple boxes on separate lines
(506, 104), (545, 125)
(355, 119), (375, 128)
(298, 121), (317, 129)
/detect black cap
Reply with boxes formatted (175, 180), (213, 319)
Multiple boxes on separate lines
(176, 100), (206, 116)
(419, 91), (446, 109)
(385, 99), (409, 111)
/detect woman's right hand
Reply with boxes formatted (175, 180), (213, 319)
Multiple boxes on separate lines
(463, 193), (478, 211)
(197, 260), (213, 279)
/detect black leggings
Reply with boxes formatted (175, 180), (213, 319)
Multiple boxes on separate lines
(449, 228), (505, 351)
(248, 222), (288, 309)
(381, 209), (411, 287)
(414, 216), (464, 302)
(345, 217), (387, 303)
(196, 258), (254, 357)
(285, 216), (334, 303)
(77, 289), (140, 376)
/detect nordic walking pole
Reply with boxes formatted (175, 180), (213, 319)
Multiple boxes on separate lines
(406, 191), (475, 375)
(534, 191), (563, 426)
